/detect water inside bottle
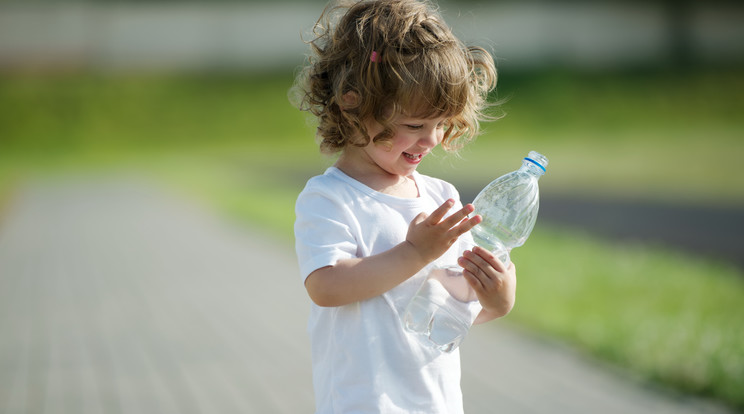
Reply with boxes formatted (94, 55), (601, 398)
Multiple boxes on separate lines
(404, 270), (479, 352)
(403, 150), (548, 352)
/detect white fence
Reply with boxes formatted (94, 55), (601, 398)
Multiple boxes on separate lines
(0, 2), (742, 71)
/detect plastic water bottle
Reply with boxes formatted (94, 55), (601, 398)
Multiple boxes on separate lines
(403, 151), (548, 352)
(470, 150), (548, 264)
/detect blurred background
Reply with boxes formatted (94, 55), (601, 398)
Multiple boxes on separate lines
(1, 0), (743, 412)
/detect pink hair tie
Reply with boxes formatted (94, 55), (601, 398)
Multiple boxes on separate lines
(370, 51), (379, 63)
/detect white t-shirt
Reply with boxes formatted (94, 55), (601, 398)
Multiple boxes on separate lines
(294, 167), (467, 414)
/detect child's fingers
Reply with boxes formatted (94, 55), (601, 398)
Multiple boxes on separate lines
(459, 257), (497, 293)
(451, 213), (481, 236)
(463, 247), (505, 274)
(459, 254), (486, 284)
(471, 246), (507, 273)
(426, 199), (455, 224)
(461, 268), (484, 291)
(440, 203), (475, 229)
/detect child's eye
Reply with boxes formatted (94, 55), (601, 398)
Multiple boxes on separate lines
(406, 124), (424, 130)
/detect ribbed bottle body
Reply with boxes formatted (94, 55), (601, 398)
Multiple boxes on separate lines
(403, 151), (548, 352)
(470, 170), (540, 254)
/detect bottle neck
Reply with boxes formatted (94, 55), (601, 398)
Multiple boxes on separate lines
(520, 158), (546, 177)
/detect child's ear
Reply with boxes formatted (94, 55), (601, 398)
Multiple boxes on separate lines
(340, 91), (360, 110)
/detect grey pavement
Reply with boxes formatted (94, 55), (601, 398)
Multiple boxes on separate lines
(0, 177), (736, 414)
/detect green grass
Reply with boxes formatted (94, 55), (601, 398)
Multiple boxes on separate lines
(511, 227), (744, 406)
(1, 70), (743, 410)
(419, 69), (744, 206)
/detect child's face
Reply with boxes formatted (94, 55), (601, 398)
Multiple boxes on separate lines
(359, 113), (447, 178)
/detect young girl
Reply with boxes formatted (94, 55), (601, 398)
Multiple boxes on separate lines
(292, 1), (516, 412)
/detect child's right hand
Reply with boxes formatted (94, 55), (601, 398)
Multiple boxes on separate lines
(405, 199), (481, 265)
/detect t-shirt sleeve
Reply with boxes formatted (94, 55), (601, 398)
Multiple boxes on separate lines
(294, 184), (358, 283)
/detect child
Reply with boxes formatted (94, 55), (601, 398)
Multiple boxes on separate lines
(292, 0), (516, 412)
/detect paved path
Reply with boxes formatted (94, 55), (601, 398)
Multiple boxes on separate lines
(0, 177), (735, 414)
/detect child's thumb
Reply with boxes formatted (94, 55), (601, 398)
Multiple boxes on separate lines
(410, 211), (429, 227)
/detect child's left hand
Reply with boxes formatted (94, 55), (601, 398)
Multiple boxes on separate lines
(458, 246), (516, 321)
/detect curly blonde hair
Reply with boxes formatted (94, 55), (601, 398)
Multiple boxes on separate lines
(291, 0), (498, 154)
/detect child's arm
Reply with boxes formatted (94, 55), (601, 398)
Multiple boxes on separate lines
(458, 246), (517, 324)
(305, 199), (481, 307)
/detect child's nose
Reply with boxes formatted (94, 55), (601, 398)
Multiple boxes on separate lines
(419, 127), (440, 148)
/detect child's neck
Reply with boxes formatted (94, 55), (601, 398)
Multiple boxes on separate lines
(334, 159), (419, 198)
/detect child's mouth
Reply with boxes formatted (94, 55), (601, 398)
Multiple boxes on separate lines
(403, 152), (423, 161)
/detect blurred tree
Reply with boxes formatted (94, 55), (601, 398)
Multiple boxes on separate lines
(664, 0), (693, 68)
